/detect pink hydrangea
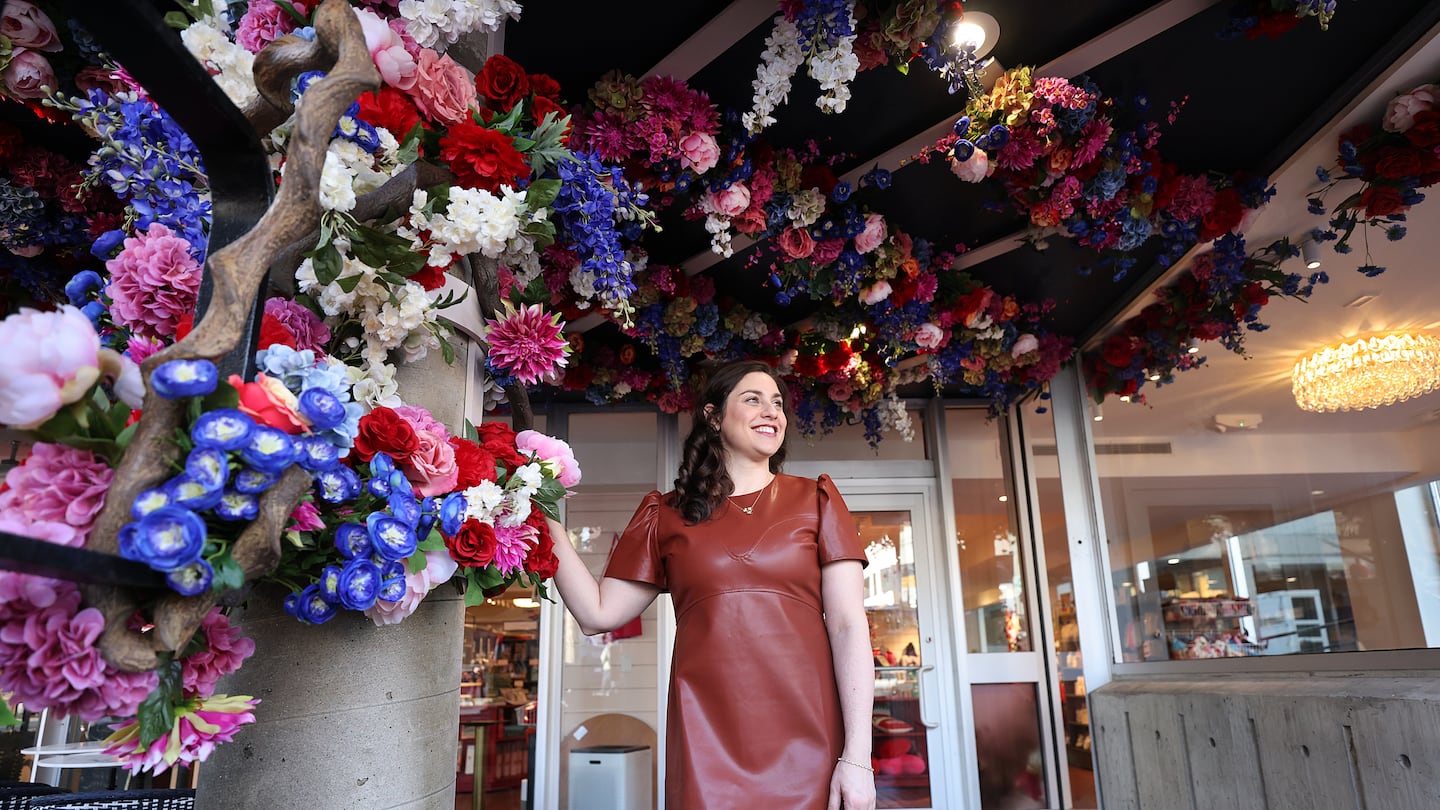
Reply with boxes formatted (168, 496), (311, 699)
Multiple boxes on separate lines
(235, 0), (306, 54)
(263, 297), (330, 354)
(0, 443), (112, 542)
(105, 223), (202, 339)
(365, 549), (459, 626)
(181, 609), (255, 699)
(516, 430), (582, 487)
(1164, 175), (1217, 223)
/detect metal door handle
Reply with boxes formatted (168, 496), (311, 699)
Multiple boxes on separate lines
(917, 665), (940, 729)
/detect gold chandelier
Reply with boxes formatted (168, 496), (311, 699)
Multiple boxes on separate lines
(1292, 333), (1440, 412)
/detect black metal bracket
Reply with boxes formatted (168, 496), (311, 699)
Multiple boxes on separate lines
(0, 531), (165, 589)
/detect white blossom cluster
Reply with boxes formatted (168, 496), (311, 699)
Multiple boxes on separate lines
(740, 313), (770, 341)
(296, 249), (443, 394)
(703, 211), (734, 257)
(312, 129), (404, 213)
(787, 188), (827, 228)
(809, 7), (859, 115)
(400, 186), (529, 264)
(743, 16), (804, 134)
(180, 18), (257, 109)
(460, 461), (542, 527)
(398, 0), (523, 50)
(878, 392), (915, 443)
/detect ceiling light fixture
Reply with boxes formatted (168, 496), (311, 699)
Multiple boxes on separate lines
(512, 597), (540, 609)
(1091, 402), (1103, 422)
(998, 494), (1009, 503)
(935, 10), (1000, 96)
(1186, 339), (1201, 355)
(950, 11), (999, 57)
(1167, 558), (1181, 565)
(1292, 333), (1440, 412)
(1301, 238), (1322, 270)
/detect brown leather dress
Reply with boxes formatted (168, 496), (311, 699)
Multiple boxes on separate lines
(605, 474), (867, 809)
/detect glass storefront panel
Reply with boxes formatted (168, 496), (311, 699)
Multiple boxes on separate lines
(1090, 355), (1440, 663)
(947, 409), (1031, 653)
(971, 683), (1046, 810)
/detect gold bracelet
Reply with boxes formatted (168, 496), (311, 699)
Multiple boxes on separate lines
(836, 756), (874, 773)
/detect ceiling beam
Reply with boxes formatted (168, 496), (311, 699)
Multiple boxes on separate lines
(646, 0), (778, 81)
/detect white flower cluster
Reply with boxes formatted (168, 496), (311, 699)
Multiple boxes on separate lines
(312, 129), (404, 213)
(460, 461), (541, 527)
(296, 248), (443, 376)
(703, 211), (734, 257)
(787, 188), (827, 228)
(743, 16), (804, 134)
(180, 19), (258, 109)
(878, 392), (915, 443)
(741, 314), (770, 341)
(809, 5), (859, 115)
(401, 186), (529, 264)
(398, 0), (523, 50)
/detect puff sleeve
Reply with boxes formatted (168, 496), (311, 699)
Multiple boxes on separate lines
(817, 474), (867, 568)
(603, 490), (667, 590)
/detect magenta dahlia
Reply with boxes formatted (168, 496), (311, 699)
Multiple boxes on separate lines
(484, 302), (570, 385)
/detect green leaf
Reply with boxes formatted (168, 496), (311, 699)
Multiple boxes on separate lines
(526, 179), (562, 210)
(438, 335), (456, 365)
(308, 243), (344, 287)
(336, 273), (363, 294)
(163, 10), (194, 30)
(537, 497), (560, 522)
(271, 0), (310, 25)
(418, 525), (447, 552)
(397, 124), (423, 165)
(463, 419), (480, 443)
(0, 698), (18, 728)
(475, 565), (504, 590)
(405, 549), (429, 574)
(211, 552), (246, 593)
(463, 571), (487, 607)
(136, 658), (183, 747)
(201, 384), (239, 413)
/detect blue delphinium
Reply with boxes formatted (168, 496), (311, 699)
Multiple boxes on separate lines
(151, 359), (220, 400)
(125, 506), (207, 572)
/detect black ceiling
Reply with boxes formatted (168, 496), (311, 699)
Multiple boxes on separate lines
(507, 0), (1440, 346)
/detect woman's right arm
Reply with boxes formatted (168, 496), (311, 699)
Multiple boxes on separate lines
(547, 518), (660, 636)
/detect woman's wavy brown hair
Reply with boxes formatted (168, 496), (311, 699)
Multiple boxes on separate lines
(670, 360), (789, 524)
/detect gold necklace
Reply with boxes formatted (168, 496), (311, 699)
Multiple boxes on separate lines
(730, 479), (771, 514)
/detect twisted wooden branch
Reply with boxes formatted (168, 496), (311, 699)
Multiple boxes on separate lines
(81, 0), (380, 672)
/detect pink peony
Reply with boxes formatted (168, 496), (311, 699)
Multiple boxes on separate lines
(492, 521), (536, 576)
(263, 297), (330, 354)
(408, 49), (476, 126)
(679, 131), (720, 174)
(73, 65), (129, 96)
(860, 280), (893, 305)
(365, 549), (458, 626)
(949, 148), (990, 183)
(396, 415), (459, 497)
(394, 405), (448, 438)
(485, 303), (571, 386)
(0, 306), (102, 429)
(1383, 84), (1440, 134)
(180, 609), (255, 699)
(356, 8), (417, 90)
(1, 1), (61, 52)
(516, 430), (582, 487)
(0, 443), (112, 540)
(106, 223), (202, 339)
(285, 499), (325, 533)
(235, 0), (306, 53)
(707, 183), (751, 217)
(854, 213), (888, 254)
(914, 322), (946, 350)
(1011, 333), (1040, 358)
(2, 48), (54, 100)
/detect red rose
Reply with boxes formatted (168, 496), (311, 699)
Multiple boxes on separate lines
(531, 95), (571, 145)
(793, 354), (823, 377)
(476, 421), (527, 468)
(528, 72), (562, 101)
(1374, 145), (1423, 180)
(1101, 335), (1135, 369)
(822, 343), (853, 372)
(1405, 110), (1440, 148)
(447, 518), (498, 567)
(1244, 11), (1302, 40)
(523, 509), (558, 579)
(174, 312), (194, 341)
(410, 261), (448, 291)
(258, 313), (297, 350)
(438, 121), (531, 193)
(450, 437), (499, 489)
(1360, 185), (1407, 218)
(476, 54), (530, 113)
(356, 86), (422, 140)
(353, 407), (420, 463)
(1197, 187), (1245, 240)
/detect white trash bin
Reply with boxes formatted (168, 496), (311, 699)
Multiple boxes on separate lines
(568, 744), (652, 810)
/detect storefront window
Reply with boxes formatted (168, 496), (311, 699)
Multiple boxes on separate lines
(947, 409), (1031, 653)
(1091, 349), (1440, 663)
(971, 683), (1046, 810)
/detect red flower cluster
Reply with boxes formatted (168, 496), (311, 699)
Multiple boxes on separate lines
(441, 420), (559, 578)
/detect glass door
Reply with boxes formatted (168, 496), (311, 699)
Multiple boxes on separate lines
(843, 490), (966, 810)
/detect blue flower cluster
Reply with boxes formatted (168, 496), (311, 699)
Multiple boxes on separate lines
(70, 89), (211, 261)
(552, 152), (650, 311)
(296, 71), (382, 153)
(255, 346), (363, 452)
(794, 0), (855, 52)
(285, 454), (438, 624)
(118, 360), (347, 597)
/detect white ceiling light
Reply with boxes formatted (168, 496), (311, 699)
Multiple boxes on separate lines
(1301, 238), (1322, 270)
(951, 11), (1000, 59)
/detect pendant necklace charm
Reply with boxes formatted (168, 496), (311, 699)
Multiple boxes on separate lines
(731, 479), (770, 514)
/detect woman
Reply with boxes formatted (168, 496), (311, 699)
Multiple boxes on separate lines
(549, 360), (876, 810)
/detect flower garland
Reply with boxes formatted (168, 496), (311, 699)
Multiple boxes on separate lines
(1306, 80), (1440, 276)
(743, 1), (859, 134)
(1083, 235), (1327, 401)
(1218, 0), (1339, 40)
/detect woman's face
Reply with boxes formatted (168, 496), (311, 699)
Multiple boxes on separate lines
(714, 371), (786, 463)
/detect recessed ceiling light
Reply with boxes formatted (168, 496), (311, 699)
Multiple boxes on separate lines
(1286, 576), (1298, 583)
(1121, 581), (1133, 587)
(998, 495), (1008, 502)
(1167, 558), (1181, 565)
(1310, 489), (1325, 496)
